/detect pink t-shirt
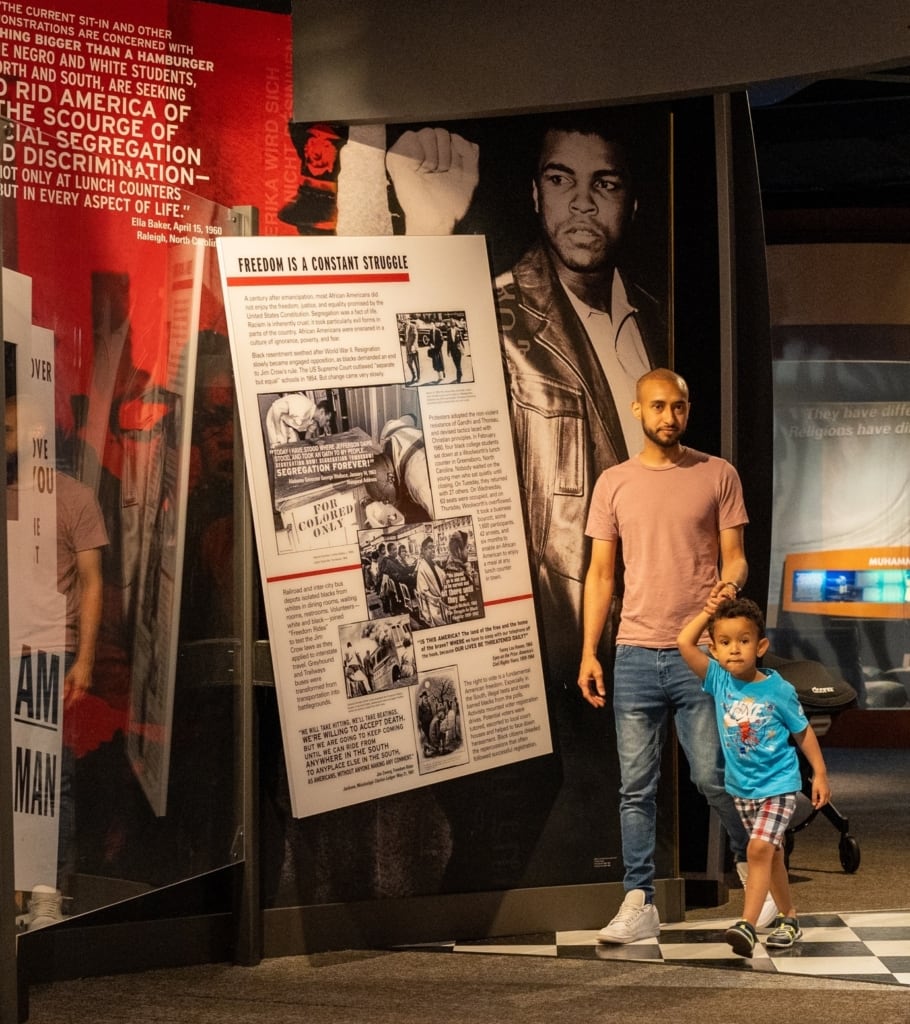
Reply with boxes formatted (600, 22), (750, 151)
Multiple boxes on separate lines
(10, 474), (108, 652)
(585, 448), (748, 647)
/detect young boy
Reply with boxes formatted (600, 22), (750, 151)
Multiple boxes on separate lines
(677, 593), (830, 958)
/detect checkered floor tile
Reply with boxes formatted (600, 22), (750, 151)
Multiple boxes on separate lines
(410, 910), (910, 986)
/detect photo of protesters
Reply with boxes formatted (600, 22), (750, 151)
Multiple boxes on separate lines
(396, 311), (473, 387)
(359, 516), (482, 630)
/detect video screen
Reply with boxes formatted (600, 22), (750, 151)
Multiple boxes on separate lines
(791, 569), (908, 605)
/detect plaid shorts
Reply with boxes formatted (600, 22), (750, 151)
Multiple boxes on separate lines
(733, 793), (798, 847)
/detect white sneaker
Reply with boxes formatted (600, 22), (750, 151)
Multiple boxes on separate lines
(735, 861), (778, 929)
(597, 889), (660, 943)
(26, 885), (64, 930)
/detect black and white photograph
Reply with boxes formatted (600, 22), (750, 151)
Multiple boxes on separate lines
(413, 669), (468, 773)
(257, 385), (436, 553)
(359, 515), (483, 629)
(338, 616), (417, 698)
(396, 310), (473, 386)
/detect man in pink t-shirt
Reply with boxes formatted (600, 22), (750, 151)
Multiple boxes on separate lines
(578, 368), (774, 944)
(7, 395), (108, 930)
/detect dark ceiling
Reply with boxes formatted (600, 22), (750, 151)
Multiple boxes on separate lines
(749, 68), (910, 241)
(750, 69), (910, 210)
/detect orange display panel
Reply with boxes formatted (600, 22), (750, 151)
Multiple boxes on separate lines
(782, 547), (909, 620)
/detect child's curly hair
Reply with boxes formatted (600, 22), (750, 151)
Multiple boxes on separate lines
(707, 597), (766, 639)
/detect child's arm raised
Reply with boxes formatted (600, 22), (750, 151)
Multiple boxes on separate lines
(677, 609), (712, 680)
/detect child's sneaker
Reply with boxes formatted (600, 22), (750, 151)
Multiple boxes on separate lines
(765, 914), (803, 948)
(724, 918), (757, 957)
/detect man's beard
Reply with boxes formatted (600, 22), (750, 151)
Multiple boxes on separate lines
(642, 424), (684, 449)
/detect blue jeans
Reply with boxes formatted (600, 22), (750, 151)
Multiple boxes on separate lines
(613, 644), (748, 896)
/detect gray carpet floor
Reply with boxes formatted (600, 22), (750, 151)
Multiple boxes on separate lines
(22, 747), (910, 1023)
(22, 948), (910, 1024)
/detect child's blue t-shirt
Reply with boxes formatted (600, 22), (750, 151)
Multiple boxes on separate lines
(703, 661), (809, 799)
